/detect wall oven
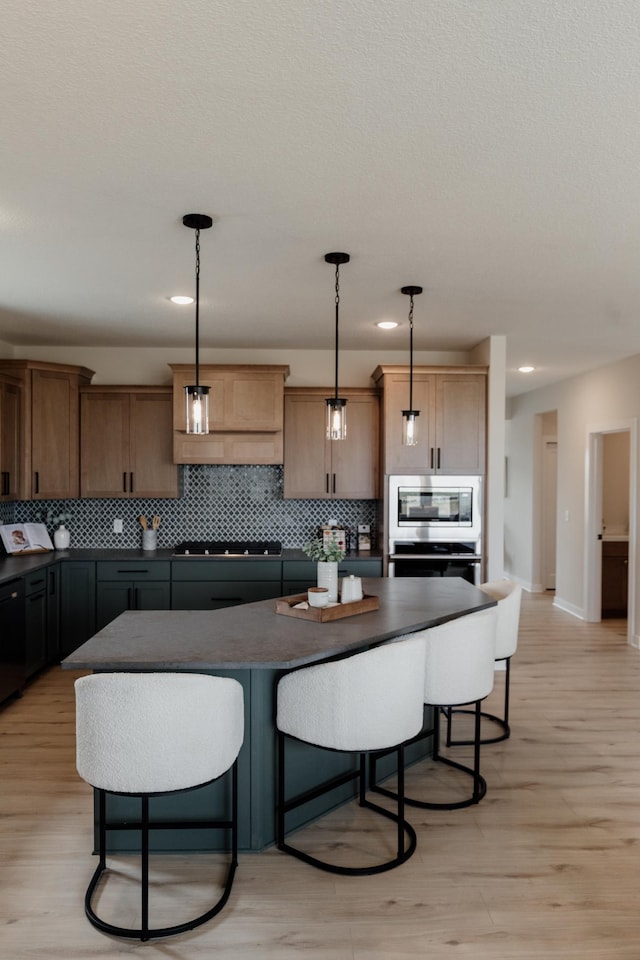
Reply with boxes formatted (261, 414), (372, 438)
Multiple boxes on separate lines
(387, 476), (483, 584)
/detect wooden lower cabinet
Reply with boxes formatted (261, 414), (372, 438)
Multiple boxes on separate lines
(284, 389), (379, 499)
(81, 387), (178, 498)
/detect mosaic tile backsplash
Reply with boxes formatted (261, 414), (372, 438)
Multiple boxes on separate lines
(5, 466), (379, 551)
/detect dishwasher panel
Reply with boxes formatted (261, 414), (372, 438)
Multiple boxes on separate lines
(0, 578), (25, 705)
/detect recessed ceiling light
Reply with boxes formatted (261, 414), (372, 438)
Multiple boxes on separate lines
(377, 320), (398, 330)
(169, 295), (194, 305)
(518, 365), (535, 373)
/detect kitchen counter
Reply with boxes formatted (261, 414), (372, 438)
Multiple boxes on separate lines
(0, 546), (383, 586)
(62, 577), (494, 853)
(63, 576), (491, 671)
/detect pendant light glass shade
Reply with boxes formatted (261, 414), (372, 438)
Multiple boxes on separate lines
(402, 410), (419, 446)
(185, 385), (209, 435)
(326, 397), (347, 440)
(401, 285), (423, 447)
(325, 252), (350, 440)
(182, 213), (213, 434)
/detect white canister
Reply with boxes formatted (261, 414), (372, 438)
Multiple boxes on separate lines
(341, 575), (363, 604)
(308, 586), (329, 608)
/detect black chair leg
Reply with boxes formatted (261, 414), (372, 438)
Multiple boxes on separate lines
(277, 734), (417, 875)
(84, 767), (240, 941)
(446, 658), (512, 746)
(371, 702), (487, 811)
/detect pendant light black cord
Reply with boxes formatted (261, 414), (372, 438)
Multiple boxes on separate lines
(194, 227), (201, 389)
(334, 261), (340, 403)
(408, 291), (414, 411)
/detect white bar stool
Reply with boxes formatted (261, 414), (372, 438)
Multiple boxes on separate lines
(371, 605), (497, 810)
(446, 580), (522, 746)
(75, 672), (244, 942)
(276, 635), (426, 875)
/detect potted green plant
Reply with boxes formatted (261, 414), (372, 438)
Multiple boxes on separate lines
(302, 538), (345, 601)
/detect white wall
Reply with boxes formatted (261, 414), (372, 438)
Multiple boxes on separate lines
(11, 345), (470, 387)
(506, 352), (640, 638)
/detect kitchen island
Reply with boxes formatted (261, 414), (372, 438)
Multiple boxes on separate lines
(63, 577), (494, 852)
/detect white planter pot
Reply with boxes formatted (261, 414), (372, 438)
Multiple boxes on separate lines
(53, 524), (70, 550)
(316, 560), (338, 602)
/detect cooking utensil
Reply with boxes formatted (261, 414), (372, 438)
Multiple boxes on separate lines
(152, 515), (161, 530)
(138, 515), (147, 529)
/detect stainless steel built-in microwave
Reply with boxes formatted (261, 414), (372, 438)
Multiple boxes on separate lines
(388, 475), (483, 543)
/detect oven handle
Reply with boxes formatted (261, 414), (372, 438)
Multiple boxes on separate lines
(388, 556), (482, 581)
(389, 554), (482, 562)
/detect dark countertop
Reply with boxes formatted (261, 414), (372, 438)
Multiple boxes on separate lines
(0, 547), (383, 585)
(62, 577), (494, 672)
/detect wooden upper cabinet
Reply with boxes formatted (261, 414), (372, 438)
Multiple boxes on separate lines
(283, 388), (380, 499)
(80, 387), (178, 499)
(0, 374), (22, 501)
(169, 364), (289, 464)
(0, 360), (94, 500)
(372, 365), (487, 476)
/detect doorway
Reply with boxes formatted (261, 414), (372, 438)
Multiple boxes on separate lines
(541, 438), (557, 590)
(585, 421), (637, 644)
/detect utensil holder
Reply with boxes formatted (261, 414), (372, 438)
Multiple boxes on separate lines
(142, 529), (157, 551)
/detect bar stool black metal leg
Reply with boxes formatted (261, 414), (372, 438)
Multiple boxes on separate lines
(141, 795), (149, 942)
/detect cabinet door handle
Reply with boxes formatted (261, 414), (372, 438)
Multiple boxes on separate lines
(48, 570), (56, 596)
(117, 569), (149, 574)
(130, 472), (134, 493)
(332, 473), (336, 494)
(1, 472), (8, 495)
(437, 447), (441, 470)
(133, 587), (139, 608)
(29, 578), (45, 587)
(34, 471), (39, 494)
(430, 448), (434, 470)
(123, 472), (127, 493)
(325, 473), (330, 494)
(127, 586), (133, 608)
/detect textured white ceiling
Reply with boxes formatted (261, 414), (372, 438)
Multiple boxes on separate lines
(2, 0), (640, 395)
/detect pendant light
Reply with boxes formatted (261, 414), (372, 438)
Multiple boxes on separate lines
(324, 252), (350, 440)
(401, 285), (423, 446)
(182, 213), (213, 434)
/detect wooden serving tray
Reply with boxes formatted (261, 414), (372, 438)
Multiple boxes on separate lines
(275, 592), (379, 622)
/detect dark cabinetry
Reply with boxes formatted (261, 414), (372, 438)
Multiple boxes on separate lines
(0, 578), (24, 703)
(282, 557), (383, 596)
(96, 561), (171, 631)
(171, 559), (282, 610)
(24, 569), (48, 678)
(601, 541), (628, 618)
(60, 561), (96, 658)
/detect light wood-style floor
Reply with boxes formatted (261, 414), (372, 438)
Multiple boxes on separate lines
(2, 592), (640, 959)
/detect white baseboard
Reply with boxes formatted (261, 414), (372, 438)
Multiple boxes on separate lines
(552, 595), (585, 620)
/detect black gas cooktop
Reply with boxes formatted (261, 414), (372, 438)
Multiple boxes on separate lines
(173, 540), (282, 557)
